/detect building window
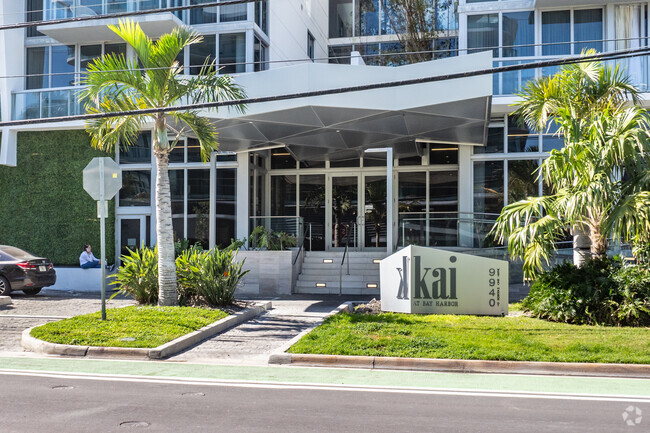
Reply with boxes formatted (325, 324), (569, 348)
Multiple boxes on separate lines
(119, 132), (152, 164)
(357, 0), (380, 36)
(254, 36), (268, 71)
(308, 31), (316, 60)
(542, 9), (603, 56)
(189, 34), (216, 75)
(473, 161), (504, 215)
(120, 171), (152, 207)
(26, 0), (44, 37)
(221, 2), (247, 22)
(329, 0), (353, 38)
(502, 12), (535, 57)
(467, 14), (499, 56)
(219, 33), (246, 74)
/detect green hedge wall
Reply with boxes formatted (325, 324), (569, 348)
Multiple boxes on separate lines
(0, 130), (115, 266)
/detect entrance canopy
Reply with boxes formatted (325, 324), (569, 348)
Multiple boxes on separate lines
(186, 51), (493, 161)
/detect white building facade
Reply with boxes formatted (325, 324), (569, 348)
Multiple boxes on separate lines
(0, 0), (646, 294)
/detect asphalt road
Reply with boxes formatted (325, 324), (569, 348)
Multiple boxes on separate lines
(1, 371), (647, 433)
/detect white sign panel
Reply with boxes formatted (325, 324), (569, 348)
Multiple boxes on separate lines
(380, 245), (508, 316)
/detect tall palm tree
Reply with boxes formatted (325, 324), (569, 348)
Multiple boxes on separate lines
(80, 20), (246, 306)
(491, 53), (650, 278)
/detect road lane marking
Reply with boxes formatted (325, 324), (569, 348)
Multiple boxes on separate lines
(2, 369), (650, 403)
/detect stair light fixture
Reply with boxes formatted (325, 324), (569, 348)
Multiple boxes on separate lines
(372, 259), (381, 264)
(316, 283), (327, 287)
(323, 259), (333, 263)
(366, 283), (378, 289)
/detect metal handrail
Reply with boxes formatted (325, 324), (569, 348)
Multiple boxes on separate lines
(292, 223), (310, 267)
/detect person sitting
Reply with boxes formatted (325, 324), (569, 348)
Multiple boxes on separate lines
(79, 244), (114, 270)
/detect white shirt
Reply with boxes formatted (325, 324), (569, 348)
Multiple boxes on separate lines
(79, 250), (98, 266)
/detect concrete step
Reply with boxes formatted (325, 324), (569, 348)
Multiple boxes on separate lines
(295, 280), (380, 290)
(297, 274), (380, 283)
(304, 251), (388, 258)
(298, 268), (380, 276)
(293, 286), (380, 295)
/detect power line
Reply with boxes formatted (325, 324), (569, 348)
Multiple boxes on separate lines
(0, 0), (262, 31)
(1, 46), (648, 128)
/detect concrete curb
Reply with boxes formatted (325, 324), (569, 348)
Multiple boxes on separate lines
(21, 301), (272, 360)
(269, 352), (650, 378)
(268, 302), (350, 365)
(0, 296), (11, 307)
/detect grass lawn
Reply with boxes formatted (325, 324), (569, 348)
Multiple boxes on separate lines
(288, 311), (650, 364)
(31, 306), (228, 348)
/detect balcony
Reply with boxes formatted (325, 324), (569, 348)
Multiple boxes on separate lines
(38, 1), (183, 44)
(493, 55), (650, 96)
(12, 87), (83, 121)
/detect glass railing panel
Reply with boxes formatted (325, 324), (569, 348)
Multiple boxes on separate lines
(248, 216), (305, 249)
(12, 87), (82, 121)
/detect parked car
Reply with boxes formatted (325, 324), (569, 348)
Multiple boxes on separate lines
(0, 245), (56, 296)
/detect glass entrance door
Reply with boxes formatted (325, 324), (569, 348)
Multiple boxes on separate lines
(362, 175), (387, 249)
(118, 216), (146, 258)
(329, 176), (358, 249)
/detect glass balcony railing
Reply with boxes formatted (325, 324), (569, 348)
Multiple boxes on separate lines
(398, 212), (501, 249)
(493, 55), (650, 96)
(43, 1), (181, 20)
(12, 87), (83, 121)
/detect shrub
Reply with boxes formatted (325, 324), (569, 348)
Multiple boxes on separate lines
(176, 248), (249, 306)
(522, 258), (650, 326)
(249, 226), (297, 250)
(112, 247), (159, 304)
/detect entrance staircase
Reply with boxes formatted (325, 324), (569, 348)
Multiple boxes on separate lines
(294, 251), (388, 295)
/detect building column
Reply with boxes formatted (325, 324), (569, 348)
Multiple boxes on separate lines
(386, 147), (394, 254)
(458, 145), (474, 248)
(209, 152), (216, 250)
(236, 152), (250, 246)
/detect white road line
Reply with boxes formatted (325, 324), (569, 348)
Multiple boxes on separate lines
(1, 369), (649, 403)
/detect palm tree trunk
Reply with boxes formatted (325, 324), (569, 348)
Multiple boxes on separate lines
(589, 225), (608, 259)
(154, 119), (177, 306)
(572, 225), (591, 267)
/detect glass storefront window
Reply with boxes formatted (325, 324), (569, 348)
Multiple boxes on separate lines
(467, 14), (499, 56)
(299, 174), (326, 251)
(502, 12), (535, 57)
(188, 169), (210, 247)
(473, 161), (504, 215)
(508, 116), (539, 152)
(542, 122), (564, 152)
(508, 160), (539, 204)
(475, 127), (504, 154)
(542, 10), (571, 55)
(330, 158), (361, 168)
(120, 171), (151, 207)
(429, 144), (458, 164)
(271, 175), (297, 216)
(120, 132), (151, 164)
(271, 148), (296, 169)
(187, 138), (203, 162)
(429, 171), (458, 246)
(398, 172), (426, 246)
(169, 169), (185, 241)
(219, 33), (246, 74)
(216, 168), (236, 248)
(169, 139), (185, 163)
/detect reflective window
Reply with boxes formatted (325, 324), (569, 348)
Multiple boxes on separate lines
(188, 169), (210, 247)
(508, 116), (539, 152)
(190, 34), (215, 75)
(329, 45), (352, 64)
(271, 175), (297, 216)
(271, 148), (296, 169)
(330, 0), (354, 37)
(475, 126), (504, 154)
(255, 0), (268, 34)
(575, 9), (603, 53)
(120, 132), (151, 164)
(190, 0), (218, 24)
(26, 0), (44, 37)
(473, 161), (504, 214)
(508, 160), (539, 204)
(221, 2), (247, 22)
(26, 47), (49, 90)
(254, 36), (268, 72)
(51, 45), (76, 88)
(542, 10), (571, 55)
(502, 12), (535, 57)
(219, 33), (246, 74)
(357, 0), (380, 36)
(216, 168), (236, 248)
(467, 14), (499, 56)
(120, 171), (151, 206)
(429, 144), (458, 164)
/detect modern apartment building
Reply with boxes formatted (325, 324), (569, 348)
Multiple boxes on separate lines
(0, 0), (646, 294)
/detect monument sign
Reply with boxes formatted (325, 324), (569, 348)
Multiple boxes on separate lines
(380, 245), (508, 316)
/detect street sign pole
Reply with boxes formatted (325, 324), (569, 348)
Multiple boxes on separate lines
(99, 158), (106, 321)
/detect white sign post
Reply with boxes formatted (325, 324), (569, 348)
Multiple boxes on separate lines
(380, 245), (509, 316)
(83, 157), (122, 320)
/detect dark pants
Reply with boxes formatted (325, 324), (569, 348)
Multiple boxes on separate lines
(81, 260), (101, 269)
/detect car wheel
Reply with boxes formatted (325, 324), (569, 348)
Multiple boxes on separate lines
(0, 276), (10, 296)
(22, 288), (42, 296)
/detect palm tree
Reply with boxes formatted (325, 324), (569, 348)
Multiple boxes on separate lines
(491, 53), (650, 279)
(80, 20), (246, 306)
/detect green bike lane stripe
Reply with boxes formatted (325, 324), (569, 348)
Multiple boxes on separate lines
(1, 356), (649, 398)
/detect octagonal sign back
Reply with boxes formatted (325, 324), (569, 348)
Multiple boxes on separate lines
(83, 157), (122, 200)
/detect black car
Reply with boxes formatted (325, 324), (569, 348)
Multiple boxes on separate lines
(0, 245), (56, 296)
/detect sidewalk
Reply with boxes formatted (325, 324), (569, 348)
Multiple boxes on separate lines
(167, 295), (369, 365)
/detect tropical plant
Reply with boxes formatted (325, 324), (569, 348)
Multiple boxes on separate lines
(111, 246), (159, 304)
(491, 53), (650, 278)
(176, 248), (248, 306)
(249, 226), (297, 251)
(80, 20), (246, 306)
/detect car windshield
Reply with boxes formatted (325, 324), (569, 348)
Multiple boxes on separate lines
(0, 246), (37, 260)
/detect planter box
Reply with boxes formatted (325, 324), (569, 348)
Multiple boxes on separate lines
(235, 250), (299, 296)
